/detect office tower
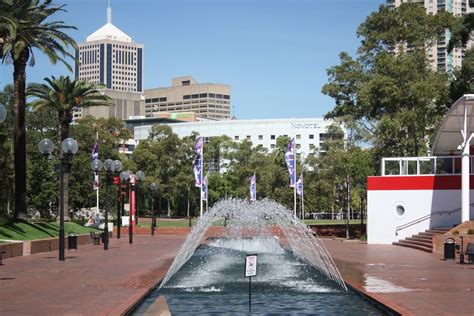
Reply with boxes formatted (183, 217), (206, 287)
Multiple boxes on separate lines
(74, 4), (144, 121)
(144, 76), (231, 120)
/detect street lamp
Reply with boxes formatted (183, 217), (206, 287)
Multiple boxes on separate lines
(135, 170), (145, 225)
(102, 159), (122, 250)
(150, 182), (157, 236)
(0, 104), (6, 123)
(38, 137), (78, 261)
(119, 170), (130, 240)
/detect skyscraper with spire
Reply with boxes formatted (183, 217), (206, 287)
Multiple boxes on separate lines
(73, 2), (144, 122)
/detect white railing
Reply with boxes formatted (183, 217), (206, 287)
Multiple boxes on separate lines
(381, 156), (474, 176)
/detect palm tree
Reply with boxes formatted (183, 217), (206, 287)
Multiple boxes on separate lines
(0, 0), (76, 219)
(28, 75), (112, 216)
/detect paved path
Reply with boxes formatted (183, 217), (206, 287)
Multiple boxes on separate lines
(0, 234), (186, 315)
(324, 239), (474, 316)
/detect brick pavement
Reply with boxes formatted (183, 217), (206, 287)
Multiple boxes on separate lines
(0, 234), (186, 316)
(324, 239), (474, 316)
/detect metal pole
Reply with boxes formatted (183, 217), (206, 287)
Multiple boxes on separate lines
(294, 142), (297, 217)
(59, 159), (65, 261)
(104, 173), (110, 250)
(151, 193), (155, 236)
(135, 185), (139, 225)
(346, 175), (350, 239)
(248, 276), (252, 311)
(129, 182), (134, 244)
(117, 179), (121, 239)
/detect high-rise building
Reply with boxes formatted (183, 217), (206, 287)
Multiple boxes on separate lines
(386, 0), (471, 73)
(144, 76), (231, 120)
(73, 4), (144, 122)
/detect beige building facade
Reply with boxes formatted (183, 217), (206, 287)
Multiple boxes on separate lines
(144, 76), (231, 120)
(387, 0), (471, 73)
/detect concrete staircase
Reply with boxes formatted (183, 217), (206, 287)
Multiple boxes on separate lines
(392, 228), (450, 253)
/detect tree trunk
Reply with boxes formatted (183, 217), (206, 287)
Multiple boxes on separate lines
(167, 200), (171, 217)
(13, 51), (29, 219)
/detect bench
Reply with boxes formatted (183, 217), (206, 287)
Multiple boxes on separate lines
(466, 243), (474, 264)
(90, 232), (101, 245)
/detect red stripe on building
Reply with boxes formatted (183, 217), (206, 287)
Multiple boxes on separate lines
(367, 175), (474, 190)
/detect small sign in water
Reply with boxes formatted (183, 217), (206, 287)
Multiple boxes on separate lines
(245, 254), (258, 277)
(245, 254), (257, 311)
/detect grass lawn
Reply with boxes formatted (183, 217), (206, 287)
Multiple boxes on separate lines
(0, 220), (100, 241)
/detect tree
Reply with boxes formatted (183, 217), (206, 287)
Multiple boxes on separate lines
(322, 4), (452, 160)
(0, 85), (15, 217)
(28, 76), (112, 217)
(0, 0), (76, 219)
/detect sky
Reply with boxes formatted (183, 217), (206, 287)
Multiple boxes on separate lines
(0, 0), (385, 119)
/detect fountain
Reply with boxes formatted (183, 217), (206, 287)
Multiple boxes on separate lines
(134, 199), (386, 314)
(160, 198), (346, 290)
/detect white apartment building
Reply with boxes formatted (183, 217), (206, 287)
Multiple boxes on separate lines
(386, 0), (471, 73)
(134, 118), (342, 157)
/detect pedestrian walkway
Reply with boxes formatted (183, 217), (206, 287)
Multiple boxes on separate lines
(324, 239), (474, 316)
(0, 234), (186, 315)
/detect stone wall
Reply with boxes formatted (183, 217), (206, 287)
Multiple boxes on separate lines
(433, 221), (474, 256)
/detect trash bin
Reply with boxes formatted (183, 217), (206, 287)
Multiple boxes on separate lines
(68, 232), (78, 251)
(444, 237), (455, 260)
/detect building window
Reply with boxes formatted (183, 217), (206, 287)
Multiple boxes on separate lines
(258, 135), (263, 140)
(296, 134), (301, 139)
(159, 97), (167, 102)
(235, 136), (239, 141)
(309, 134), (314, 139)
(183, 95), (191, 100)
(182, 80), (190, 86)
(246, 135), (251, 140)
(209, 93), (216, 98)
(223, 95), (230, 100)
(192, 94), (199, 99)
(200, 93), (207, 98)
(271, 144), (276, 149)
(270, 135), (275, 140)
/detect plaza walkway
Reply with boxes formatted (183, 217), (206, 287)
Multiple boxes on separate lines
(324, 239), (474, 316)
(0, 234), (186, 315)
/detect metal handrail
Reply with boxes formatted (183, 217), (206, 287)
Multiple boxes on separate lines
(394, 204), (470, 236)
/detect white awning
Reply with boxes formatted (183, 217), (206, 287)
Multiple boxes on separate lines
(431, 95), (474, 156)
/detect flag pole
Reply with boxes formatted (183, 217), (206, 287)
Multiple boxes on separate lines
(293, 138), (297, 218)
(302, 175), (305, 220)
(96, 131), (100, 214)
(200, 140), (204, 218)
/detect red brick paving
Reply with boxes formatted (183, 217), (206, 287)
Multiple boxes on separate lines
(0, 234), (186, 315)
(323, 239), (474, 316)
(2, 229), (474, 315)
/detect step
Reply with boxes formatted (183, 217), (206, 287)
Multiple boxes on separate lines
(419, 232), (437, 237)
(392, 242), (432, 253)
(406, 237), (433, 246)
(426, 229), (450, 234)
(411, 234), (432, 241)
(399, 239), (432, 248)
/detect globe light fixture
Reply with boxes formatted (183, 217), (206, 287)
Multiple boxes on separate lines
(61, 138), (78, 155)
(38, 138), (55, 156)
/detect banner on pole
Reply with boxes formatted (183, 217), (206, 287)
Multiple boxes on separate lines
(201, 174), (208, 201)
(296, 173), (304, 197)
(249, 173), (256, 201)
(193, 155), (202, 187)
(285, 138), (296, 187)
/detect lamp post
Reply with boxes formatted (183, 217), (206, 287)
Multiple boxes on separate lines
(135, 170), (145, 225)
(119, 170), (130, 239)
(38, 137), (78, 261)
(0, 104), (6, 123)
(103, 159), (122, 250)
(150, 182), (157, 236)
